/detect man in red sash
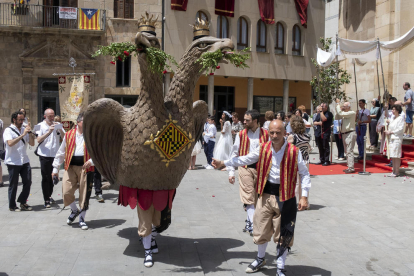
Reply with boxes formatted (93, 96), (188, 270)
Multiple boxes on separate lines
(227, 110), (269, 236)
(213, 120), (310, 275)
(52, 112), (95, 230)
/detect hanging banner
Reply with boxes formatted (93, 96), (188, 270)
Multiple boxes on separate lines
(171, 0), (188, 11)
(294, 0), (309, 28)
(59, 7), (77, 19)
(215, 0), (235, 17)
(258, 0), (274, 24)
(58, 75), (91, 128)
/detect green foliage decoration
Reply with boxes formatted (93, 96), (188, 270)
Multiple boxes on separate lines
(310, 38), (352, 107)
(196, 47), (251, 75)
(92, 42), (178, 76)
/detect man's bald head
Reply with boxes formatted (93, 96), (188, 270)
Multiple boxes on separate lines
(268, 119), (285, 146)
(43, 108), (55, 123)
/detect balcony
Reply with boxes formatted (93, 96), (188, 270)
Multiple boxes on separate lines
(0, 3), (106, 32)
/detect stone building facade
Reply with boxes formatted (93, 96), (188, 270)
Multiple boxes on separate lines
(0, 0), (325, 125)
(338, 0), (414, 108)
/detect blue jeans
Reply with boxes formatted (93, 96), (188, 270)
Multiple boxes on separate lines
(356, 124), (367, 157)
(207, 141), (215, 165)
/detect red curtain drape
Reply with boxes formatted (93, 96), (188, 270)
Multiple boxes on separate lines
(171, 0), (188, 11)
(294, 0), (309, 28)
(257, 0), (274, 24)
(215, 0), (235, 17)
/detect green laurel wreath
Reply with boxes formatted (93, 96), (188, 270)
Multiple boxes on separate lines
(196, 47), (251, 75)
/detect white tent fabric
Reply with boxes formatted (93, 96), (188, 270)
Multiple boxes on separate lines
(316, 26), (414, 67)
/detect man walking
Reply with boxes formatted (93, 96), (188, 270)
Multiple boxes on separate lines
(203, 116), (216, 169)
(93, 169), (104, 202)
(355, 99), (371, 160)
(36, 108), (65, 208)
(314, 103), (333, 165)
(403, 82), (414, 137)
(336, 99), (357, 173)
(3, 111), (36, 211)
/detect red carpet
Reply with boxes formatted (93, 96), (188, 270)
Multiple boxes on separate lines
(309, 162), (389, 175)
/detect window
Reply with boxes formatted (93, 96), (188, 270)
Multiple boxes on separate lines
(217, 15), (229, 38)
(292, 25), (301, 56)
(114, 0), (134, 19)
(196, 11), (208, 22)
(237, 17), (248, 50)
(256, 20), (266, 52)
(275, 22), (284, 54)
(253, 96), (296, 115)
(106, 95), (138, 107)
(116, 57), (131, 87)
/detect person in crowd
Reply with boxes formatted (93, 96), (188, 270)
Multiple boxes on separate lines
(212, 120), (310, 275)
(333, 117), (345, 161)
(213, 111), (233, 171)
(231, 112), (244, 143)
(335, 99), (357, 173)
(297, 105), (310, 133)
(384, 105), (404, 177)
(263, 111), (274, 130)
(93, 169), (104, 202)
(203, 115), (210, 163)
(294, 109), (311, 130)
(355, 99), (371, 160)
(227, 110), (269, 236)
(19, 108), (29, 126)
(35, 108), (65, 208)
(276, 111), (285, 126)
(203, 116), (216, 169)
(0, 118), (4, 187)
(3, 111), (36, 211)
(403, 82), (414, 138)
(189, 139), (202, 170)
(285, 112), (293, 134)
(313, 103), (333, 166)
(369, 99), (381, 150)
(287, 115), (311, 210)
(52, 112), (95, 230)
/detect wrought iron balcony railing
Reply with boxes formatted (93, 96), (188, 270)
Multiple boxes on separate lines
(0, 3), (106, 31)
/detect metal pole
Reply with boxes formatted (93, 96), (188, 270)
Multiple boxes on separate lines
(331, 34), (339, 163)
(378, 39), (386, 96)
(376, 59), (381, 100)
(358, 136), (371, 175)
(353, 61), (359, 105)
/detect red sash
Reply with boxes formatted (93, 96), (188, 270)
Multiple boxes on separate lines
(64, 128), (94, 173)
(238, 128), (269, 168)
(256, 141), (298, 202)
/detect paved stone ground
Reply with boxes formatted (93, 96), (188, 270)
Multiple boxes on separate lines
(1, 145), (414, 276)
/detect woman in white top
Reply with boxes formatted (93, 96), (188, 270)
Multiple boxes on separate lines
(262, 111), (274, 130)
(213, 111), (233, 171)
(384, 105), (404, 177)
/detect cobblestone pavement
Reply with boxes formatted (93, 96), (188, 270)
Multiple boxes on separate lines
(1, 147), (414, 276)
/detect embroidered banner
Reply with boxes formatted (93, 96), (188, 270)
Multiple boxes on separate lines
(258, 0), (274, 24)
(294, 0), (309, 28)
(215, 0), (235, 17)
(171, 0), (188, 11)
(58, 75), (91, 125)
(79, 8), (100, 30)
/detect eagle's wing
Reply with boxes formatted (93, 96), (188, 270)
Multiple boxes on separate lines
(84, 98), (125, 184)
(192, 100), (208, 142)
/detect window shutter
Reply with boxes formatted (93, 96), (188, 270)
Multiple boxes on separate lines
(114, 0), (124, 18)
(124, 0), (133, 19)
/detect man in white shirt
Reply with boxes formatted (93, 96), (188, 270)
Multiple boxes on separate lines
(203, 116), (216, 169)
(0, 118), (4, 187)
(227, 110), (269, 236)
(213, 120), (310, 275)
(355, 99), (371, 160)
(36, 108), (65, 208)
(3, 111), (36, 211)
(52, 112), (95, 230)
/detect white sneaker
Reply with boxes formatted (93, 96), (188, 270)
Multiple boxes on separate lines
(206, 165), (214, 170)
(144, 250), (153, 267)
(79, 221), (89, 230)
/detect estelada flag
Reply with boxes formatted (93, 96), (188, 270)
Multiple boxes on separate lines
(79, 8), (100, 30)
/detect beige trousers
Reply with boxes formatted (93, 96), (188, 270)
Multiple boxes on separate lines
(238, 167), (258, 205)
(137, 205), (161, 237)
(62, 165), (88, 209)
(342, 131), (357, 169)
(253, 193), (294, 246)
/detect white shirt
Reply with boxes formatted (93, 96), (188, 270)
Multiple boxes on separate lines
(391, 111), (406, 121)
(358, 109), (370, 122)
(3, 124), (30, 165)
(35, 121), (65, 157)
(286, 122), (292, 134)
(52, 130), (93, 173)
(228, 127), (264, 177)
(205, 124), (217, 142)
(203, 122), (209, 143)
(225, 139), (311, 197)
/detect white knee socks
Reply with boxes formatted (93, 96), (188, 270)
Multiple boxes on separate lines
(246, 204), (255, 223)
(276, 248), (288, 269)
(79, 210), (86, 222)
(69, 202), (77, 212)
(257, 242), (268, 258)
(142, 234), (151, 250)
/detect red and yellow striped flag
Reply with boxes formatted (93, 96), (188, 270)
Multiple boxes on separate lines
(79, 8), (100, 30)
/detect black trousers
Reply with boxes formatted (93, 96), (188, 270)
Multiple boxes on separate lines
(207, 141), (215, 165)
(316, 133), (331, 163)
(334, 134), (345, 158)
(39, 156), (54, 202)
(7, 163), (32, 209)
(94, 168), (102, 195)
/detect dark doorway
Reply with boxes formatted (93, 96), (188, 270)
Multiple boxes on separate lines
(199, 85), (235, 127)
(38, 78), (60, 122)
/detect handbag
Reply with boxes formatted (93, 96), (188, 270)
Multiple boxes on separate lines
(34, 127), (53, 157)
